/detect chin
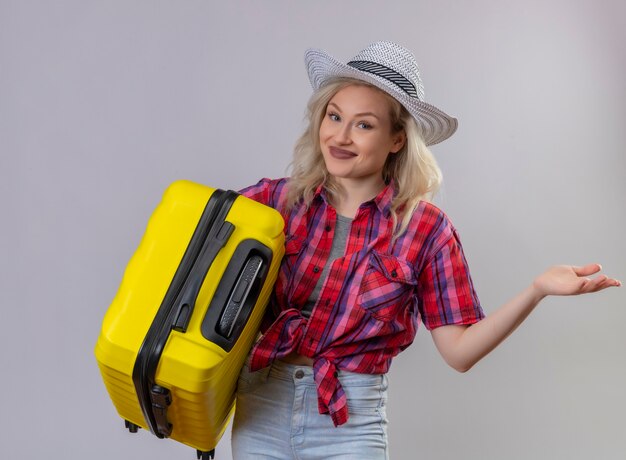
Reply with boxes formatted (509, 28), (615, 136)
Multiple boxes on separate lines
(324, 165), (352, 180)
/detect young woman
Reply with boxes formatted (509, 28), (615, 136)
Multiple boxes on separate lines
(231, 41), (620, 459)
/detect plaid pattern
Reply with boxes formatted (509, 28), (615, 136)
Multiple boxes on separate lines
(240, 178), (484, 426)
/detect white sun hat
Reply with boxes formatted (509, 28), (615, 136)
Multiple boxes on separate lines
(304, 41), (458, 146)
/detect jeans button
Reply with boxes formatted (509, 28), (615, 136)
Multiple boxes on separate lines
(294, 369), (305, 379)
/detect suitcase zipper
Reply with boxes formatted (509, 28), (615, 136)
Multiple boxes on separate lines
(132, 189), (238, 439)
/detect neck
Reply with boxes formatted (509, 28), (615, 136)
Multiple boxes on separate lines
(332, 176), (386, 218)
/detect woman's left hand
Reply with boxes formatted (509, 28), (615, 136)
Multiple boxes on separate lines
(533, 263), (621, 298)
(432, 263), (620, 373)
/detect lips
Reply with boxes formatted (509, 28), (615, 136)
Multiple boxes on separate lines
(328, 146), (357, 159)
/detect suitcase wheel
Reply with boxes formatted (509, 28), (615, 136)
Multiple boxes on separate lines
(124, 420), (140, 433)
(196, 450), (215, 460)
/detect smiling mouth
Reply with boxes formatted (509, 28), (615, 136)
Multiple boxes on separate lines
(329, 146), (357, 159)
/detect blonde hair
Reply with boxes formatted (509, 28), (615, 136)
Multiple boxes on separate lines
(287, 78), (442, 237)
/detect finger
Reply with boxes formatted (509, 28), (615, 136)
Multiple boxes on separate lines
(572, 263), (602, 277)
(589, 277), (622, 293)
(584, 274), (609, 292)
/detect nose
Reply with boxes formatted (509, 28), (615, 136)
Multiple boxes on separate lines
(334, 123), (352, 145)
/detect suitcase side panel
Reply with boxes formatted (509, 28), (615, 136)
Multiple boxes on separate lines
(96, 183), (285, 453)
(133, 189), (239, 438)
(155, 193), (285, 452)
(95, 180), (215, 432)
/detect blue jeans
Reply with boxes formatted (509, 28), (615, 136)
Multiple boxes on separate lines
(231, 360), (389, 459)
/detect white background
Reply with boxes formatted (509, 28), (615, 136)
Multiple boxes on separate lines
(1, 1), (624, 459)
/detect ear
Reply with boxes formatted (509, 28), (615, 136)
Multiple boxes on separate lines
(389, 130), (406, 154)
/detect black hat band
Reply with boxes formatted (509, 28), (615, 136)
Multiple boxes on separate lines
(347, 60), (418, 98)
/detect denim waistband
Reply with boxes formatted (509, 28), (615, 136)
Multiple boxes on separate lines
(270, 360), (386, 388)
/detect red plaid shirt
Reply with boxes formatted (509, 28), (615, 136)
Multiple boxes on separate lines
(240, 178), (484, 426)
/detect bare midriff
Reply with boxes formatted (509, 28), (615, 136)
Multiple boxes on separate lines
(279, 352), (314, 366)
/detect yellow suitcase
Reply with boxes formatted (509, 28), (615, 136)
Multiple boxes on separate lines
(95, 180), (284, 459)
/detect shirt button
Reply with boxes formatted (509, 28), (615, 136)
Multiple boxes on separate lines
(313, 266), (320, 273)
(325, 225), (332, 232)
(391, 270), (398, 278)
(295, 369), (305, 379)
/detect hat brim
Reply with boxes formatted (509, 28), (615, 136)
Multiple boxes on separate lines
(304, 48), (457, 146)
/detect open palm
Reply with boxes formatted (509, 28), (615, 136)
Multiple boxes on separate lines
(533, 264), (621, 297)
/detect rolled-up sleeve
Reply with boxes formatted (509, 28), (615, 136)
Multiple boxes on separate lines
(417, 228), (484, 330)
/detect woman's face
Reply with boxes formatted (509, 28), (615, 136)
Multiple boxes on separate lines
(319, 84), (405, 190)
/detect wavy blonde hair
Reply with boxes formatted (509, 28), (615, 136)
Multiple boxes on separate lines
(287, 78), (443, 237)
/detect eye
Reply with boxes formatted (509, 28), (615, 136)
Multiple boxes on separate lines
(328, 112), (340, 122)
(357, 121), (373, 130)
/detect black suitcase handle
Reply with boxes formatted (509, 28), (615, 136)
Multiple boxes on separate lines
(216, 254), (264, 337)
(200, 239), (273, 352)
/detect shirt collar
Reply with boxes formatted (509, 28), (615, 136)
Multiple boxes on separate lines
(313, 180), (396, 218)
(374, 180), (396, 217)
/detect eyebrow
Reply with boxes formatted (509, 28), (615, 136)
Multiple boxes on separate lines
(327, 102), (381, 120)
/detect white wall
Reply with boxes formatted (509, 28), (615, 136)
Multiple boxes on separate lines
(1, 1), (624, 459)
